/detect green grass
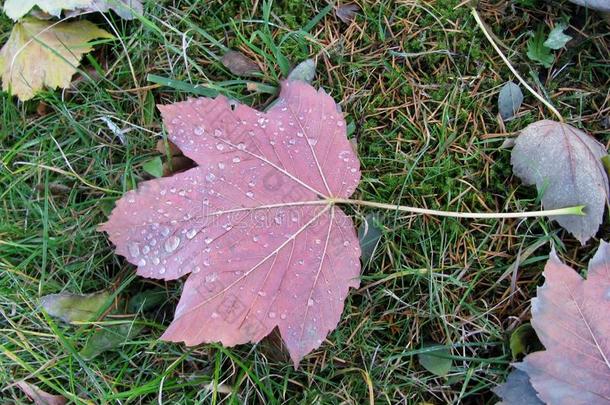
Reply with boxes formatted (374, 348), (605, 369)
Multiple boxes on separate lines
(1, 0), (609, 403)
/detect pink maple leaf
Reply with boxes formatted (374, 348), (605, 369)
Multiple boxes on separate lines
(99, 81), (362, 366)
(515, 242), (610, 404)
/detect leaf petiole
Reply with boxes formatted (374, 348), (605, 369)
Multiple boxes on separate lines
(332, 198), (585, 219)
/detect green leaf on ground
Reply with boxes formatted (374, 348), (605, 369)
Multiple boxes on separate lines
(142, 156), (163, 178)
(80, 322), (144, 360)
(544, 23), (572, 49)
(41, 291), (111, 323)
(509, 323), (542, 359)
(358, 213), (382, 264)
(127, 289), (167, 313)
(527, 27), (554, 68)
(418, 346), (452, 377)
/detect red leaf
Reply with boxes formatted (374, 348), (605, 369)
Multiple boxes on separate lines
(100, 81), (361, 366)
(515, 242), (610, 404)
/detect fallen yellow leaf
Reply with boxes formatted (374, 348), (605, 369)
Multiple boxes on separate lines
(0, 18), (113, 101)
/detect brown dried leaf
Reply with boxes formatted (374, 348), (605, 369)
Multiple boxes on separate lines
(156, 139), (183, 157)
(221, 50), (261, 77)
(162, 156), (195, 177)
(15, 381), (66, 405)
(336, 3), (360, 23)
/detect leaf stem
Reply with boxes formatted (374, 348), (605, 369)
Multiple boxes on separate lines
(332, 198), (585, 219)
(470, 8), (564, 123)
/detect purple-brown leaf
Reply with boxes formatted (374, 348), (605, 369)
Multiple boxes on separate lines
(100, 81), (362, 366)
(336, 3), (360, 23)
(221, 50), (261, 77)
(15, 381), (66, 405)
(511, 120), (608, 245)
(515, 242), (610, 404)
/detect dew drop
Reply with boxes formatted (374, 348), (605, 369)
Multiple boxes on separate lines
(206, 173), (217, 182)
(159, 267), (166, 274)
(186, 229), (197, 239)
(268, 312), (276, 319)
(237, 143), (246, 150)
(128, 243), (140, 258)
(205, 272), (218, 283)
(152, 257), (160, 265)
(161, 227), (170, 237)
(142, 245), (150, 254)
(307, 298), (314, 307)
(211, 312), (219, 319)
(258, 291), (266, 297)
(337, 121), (344, 127)
(215, 143), (225, 151)
(204, 237), (213, 244)
(218, 162), (225, 169)
(308, 139), (318, 146)
(280, 313), (287, 320)
(137, 258), (146, 266)
(246, 191), (254, 198)
(164, 236), (180, 253)
(214, 129), (222, 137)
(193, 266), (201, 273)
(232, 157), (241, 163)
(194, 126), (205, 136)
(343, 241), (350, 247)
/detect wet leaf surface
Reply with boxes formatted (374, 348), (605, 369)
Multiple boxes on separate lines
(100, 81), (362, 366)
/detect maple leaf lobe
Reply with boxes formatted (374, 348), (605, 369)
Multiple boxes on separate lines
(101, 81), (362, 366)
(515, 242), (610, 405)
